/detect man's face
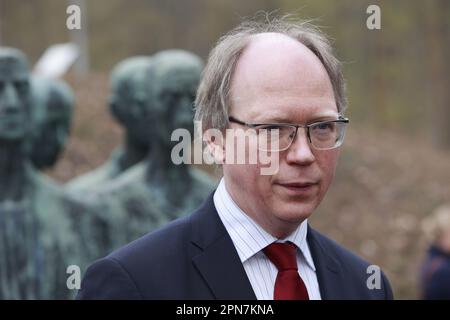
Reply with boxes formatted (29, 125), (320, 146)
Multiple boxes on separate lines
(223, 34), (341, 238)
(0, 54), (30, 141)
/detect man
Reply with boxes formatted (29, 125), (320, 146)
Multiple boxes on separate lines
(78, 17), (393, 300)
(66, 56), (153, 193)
(88, 50), (215, 251)
(29, 76), (75, 170)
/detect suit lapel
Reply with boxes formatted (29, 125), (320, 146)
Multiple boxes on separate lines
(192, 236), (257, 299)
(307, 226), (346, 299)
(189, 193), (256, 300)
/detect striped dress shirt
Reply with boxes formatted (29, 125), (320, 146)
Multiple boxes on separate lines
(213, 178), (322, 300)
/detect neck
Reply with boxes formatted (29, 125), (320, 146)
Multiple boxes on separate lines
(0, 140), (27, 202)
(118, 134), (148, 171)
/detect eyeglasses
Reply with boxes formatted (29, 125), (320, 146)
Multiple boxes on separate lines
(228, 116), (349, 151)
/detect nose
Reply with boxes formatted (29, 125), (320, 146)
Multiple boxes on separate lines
(0, 83), (21, 114)
(285, 127), (315, 165)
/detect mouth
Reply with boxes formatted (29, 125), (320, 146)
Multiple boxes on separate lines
(274, 181), (319, 196)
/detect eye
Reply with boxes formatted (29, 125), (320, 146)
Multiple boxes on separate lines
(311, 122), (336, 137)
(262, 125), (281, 131)
(256, 125), (295, 139)
(316, 122), (334, 130)
(256, 125), (282, 134)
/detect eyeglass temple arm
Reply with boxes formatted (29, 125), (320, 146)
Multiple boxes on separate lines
(338, 115), (350, 122)
(228, 116), (251, 126)
(230, 115), (350, 126)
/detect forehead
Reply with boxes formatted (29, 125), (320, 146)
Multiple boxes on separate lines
(229, 33), (337, 121)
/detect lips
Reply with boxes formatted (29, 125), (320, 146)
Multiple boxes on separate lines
(278, 181), (317, 188)
(274, 181), (319, 196)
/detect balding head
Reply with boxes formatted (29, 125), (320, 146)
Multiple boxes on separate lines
(229, 33), (335, 116)
(195, 16), (346, 135)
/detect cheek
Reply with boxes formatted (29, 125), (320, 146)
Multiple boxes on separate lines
(223, 133), (279, 199)
(226, 163), (257, 184)
(254, 162), (277, 198)
(225, 163), (271, 196)
(317, 149), (340, 187)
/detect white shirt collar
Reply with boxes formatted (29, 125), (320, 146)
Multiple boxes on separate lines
(213, 178), (316, 271)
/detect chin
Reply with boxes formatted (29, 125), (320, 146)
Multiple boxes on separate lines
(271, 198), (318, 223)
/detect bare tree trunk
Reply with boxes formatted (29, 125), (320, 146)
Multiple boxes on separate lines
(68, 0), (90, 77)
(0, 0), (3, 46)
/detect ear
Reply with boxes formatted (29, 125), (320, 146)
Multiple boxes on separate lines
(203, 128), (225, 165)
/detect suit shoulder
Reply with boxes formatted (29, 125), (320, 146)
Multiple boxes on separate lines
(309, 227), (394, 299)
(77, 256), (143, 299)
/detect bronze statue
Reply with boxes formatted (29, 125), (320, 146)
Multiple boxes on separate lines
(90, 50), (216, 247)
(66, 56), (153, 193)
(0, 47), (88, 299)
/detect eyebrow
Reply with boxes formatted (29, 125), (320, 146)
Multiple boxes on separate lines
(254, 112), (339, 124)
(308, 114), (341, 122)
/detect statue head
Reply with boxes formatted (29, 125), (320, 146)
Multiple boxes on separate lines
(29, 76), (74, 169)
(148, 50), (203, 149)
(0, 47), (31, 142)
(109, 56), (153, 148)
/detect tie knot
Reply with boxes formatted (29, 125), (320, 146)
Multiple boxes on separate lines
(263, 242), (298, 271)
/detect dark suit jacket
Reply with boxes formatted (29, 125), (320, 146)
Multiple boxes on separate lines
(77, 193), (394, 299)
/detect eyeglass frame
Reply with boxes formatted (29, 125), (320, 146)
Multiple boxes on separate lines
(227, 115), (350, 151)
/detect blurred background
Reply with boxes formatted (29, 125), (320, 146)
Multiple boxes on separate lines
(1, 0), (449, 299)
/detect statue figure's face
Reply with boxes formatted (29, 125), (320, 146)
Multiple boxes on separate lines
(153, 66), (201, 147)
(0, 50), (30, 141)
(109, 58), (153, 148)
(30, 79), (73, 169)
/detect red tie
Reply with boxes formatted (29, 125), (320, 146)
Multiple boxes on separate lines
(263, 242), (309, 300)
